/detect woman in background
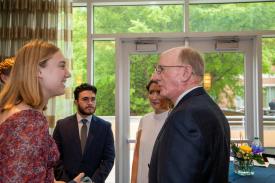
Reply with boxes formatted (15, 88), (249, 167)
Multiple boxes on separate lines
(0, 56), (15, 88)
(0, 40), (82, 183)
(131, 80), (172, 183)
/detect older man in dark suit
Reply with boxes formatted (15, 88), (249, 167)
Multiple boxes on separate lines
(149, 47), (230, 183)
(53, 83), (115, 183)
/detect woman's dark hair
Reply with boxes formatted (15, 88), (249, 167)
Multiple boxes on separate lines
(74, 83), (97, 100)
(146, 80), (158, 91)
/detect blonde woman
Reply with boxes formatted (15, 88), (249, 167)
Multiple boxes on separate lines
(0, 40), (83, 183)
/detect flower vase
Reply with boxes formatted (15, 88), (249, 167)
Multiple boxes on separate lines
(233, 158), (254, 176)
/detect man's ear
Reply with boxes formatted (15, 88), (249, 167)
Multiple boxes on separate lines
(181, 65), (193, 82)
(74, 100), (78, 105)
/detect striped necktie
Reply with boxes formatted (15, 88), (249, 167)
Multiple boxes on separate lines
(80, 119), (88, 153)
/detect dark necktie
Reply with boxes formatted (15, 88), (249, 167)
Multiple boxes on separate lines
(81, 119), (88, 153)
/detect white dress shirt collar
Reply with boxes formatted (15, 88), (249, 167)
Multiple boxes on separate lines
(76, 113), (93, 124)
(174, 86), (203, 106)
(76, 113), (93, 138)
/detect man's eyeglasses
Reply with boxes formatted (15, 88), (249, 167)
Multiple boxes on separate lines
(80, 97), (96, 103)
(154, 64), (186, 74)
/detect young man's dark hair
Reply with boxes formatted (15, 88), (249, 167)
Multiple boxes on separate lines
(74, 83), (97, 100)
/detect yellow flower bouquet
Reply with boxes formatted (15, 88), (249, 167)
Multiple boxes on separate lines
(231, 143), (265, 163)
(231, 143), (265, 176)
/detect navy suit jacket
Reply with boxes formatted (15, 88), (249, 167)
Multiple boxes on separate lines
(149, 87), (230, 183)
(53, 114), (115, 183)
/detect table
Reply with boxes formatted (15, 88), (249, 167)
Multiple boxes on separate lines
(263, 147), (275, 156)
(229, 162), (275, 183)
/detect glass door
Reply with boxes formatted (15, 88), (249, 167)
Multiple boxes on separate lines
(115, 36), (259, 183)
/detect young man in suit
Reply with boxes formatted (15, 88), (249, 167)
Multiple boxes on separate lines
(149, 47), (230, 183)
(53, 83), (115, 183)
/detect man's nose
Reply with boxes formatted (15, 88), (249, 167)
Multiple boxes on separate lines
(66, 69), (71, 78)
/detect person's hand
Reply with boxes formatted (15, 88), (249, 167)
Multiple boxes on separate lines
(73, 172), (85, 183)
(54, 180), (65, 183)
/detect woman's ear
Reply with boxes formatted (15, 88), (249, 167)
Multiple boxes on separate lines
(0, 74), (9, 84)
(37, 68), (43, 79)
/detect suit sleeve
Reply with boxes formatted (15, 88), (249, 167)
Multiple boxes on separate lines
(158, 111), (205, 183)
(92, 123), (115, 183)
(53, 120), (71, 182)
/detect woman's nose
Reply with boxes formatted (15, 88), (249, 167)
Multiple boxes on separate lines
(151, 92), (159, 98)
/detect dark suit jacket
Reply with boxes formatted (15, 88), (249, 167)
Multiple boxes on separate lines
(149, 87), (230, 183)
(53, 114), (115, 183)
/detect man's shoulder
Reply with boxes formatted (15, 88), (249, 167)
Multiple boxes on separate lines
(56, 114), (76, 124)
(93, 115), (111, 127)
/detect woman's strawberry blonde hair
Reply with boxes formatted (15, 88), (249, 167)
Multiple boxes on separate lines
(0, 39), (59, 111)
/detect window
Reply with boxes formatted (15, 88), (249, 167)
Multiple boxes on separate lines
(262, 38), (275, 147)
(72, 7), (87, 86)
(94, 41), (116, 116)
(93, 5), (183, 33)
(204, 52), (245, 139)
(190, 2), (275, 32)
(70, 1), (275, 182)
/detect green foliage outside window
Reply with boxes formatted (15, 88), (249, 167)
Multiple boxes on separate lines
(71, 2), (275, 116)
(190, 2), (275, 32)
(204, 53), (244, 110)
(94, 41), (116, 115)
(93, 5), (183, 33)
(130, 54), (158, 115)
(72, 7), (87, 86)
(263, 38), (275, 74)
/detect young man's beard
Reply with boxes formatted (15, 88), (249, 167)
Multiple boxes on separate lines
(77, 106), (95, 116)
